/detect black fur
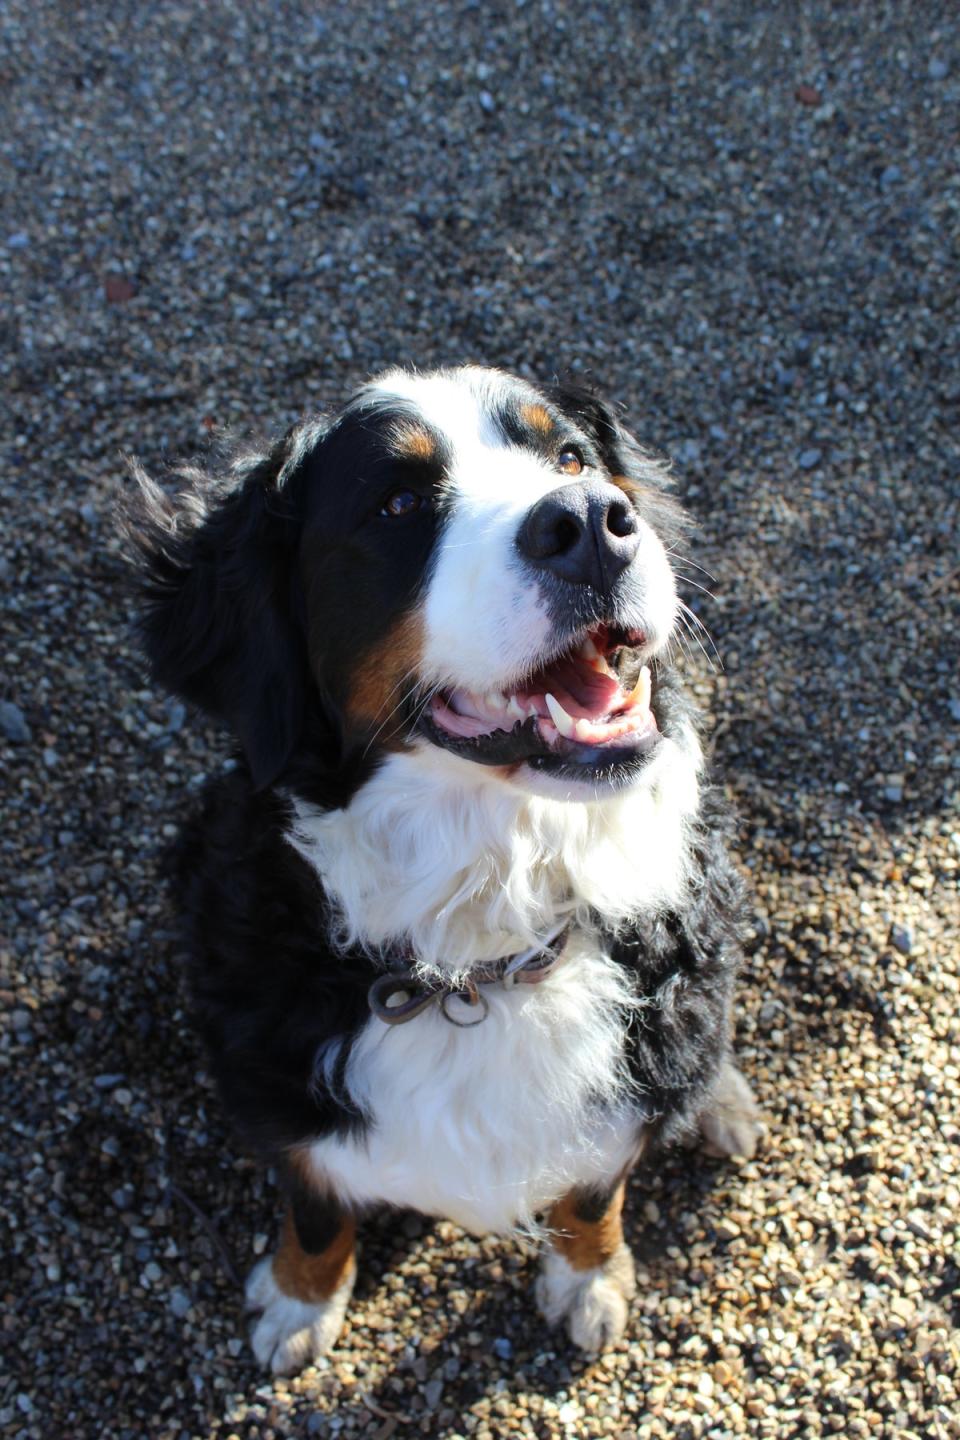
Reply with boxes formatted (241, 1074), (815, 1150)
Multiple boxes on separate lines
(173, 763), (744, 1171)
(615, 782), (746, 1146)
(126, 368), (747, 1210)
(124, 444), (311, 790)
(180, 775), (374, 1153)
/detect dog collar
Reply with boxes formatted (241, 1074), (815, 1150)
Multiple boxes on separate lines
(367, 922), (571, 1028)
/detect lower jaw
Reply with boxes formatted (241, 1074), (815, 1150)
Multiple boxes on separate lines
(418, 712), (662, 786)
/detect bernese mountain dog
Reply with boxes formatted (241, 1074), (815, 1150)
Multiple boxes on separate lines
(126, 366), (762, 1374)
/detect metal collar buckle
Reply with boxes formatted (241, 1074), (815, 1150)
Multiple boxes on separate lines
(368, 922), (570, 1027)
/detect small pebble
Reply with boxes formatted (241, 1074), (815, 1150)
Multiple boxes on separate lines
(0, 701), (31, 742)
(2, 8), (956, 1440)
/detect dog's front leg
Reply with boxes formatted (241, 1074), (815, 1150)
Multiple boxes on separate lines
(245, 1174), (356, 1374)
(536, 1180), (636, 1352)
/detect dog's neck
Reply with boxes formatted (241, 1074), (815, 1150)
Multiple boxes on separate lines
(286, 727), (702, 976)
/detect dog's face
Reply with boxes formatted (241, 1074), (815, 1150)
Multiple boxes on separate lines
(130, 367), (690, 799)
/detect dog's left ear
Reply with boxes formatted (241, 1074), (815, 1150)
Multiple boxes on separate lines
(122, 424), (322, 789)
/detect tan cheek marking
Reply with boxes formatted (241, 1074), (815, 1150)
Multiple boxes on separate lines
(394, 425), (436, 462)
(521, 403), (555, 437)
(272, 1211), (356, 1303)
(345, 609), (425, 745)
(548, 1181), (627, 1271)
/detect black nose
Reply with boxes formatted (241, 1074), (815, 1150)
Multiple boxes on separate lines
(517, 481), (641, 592)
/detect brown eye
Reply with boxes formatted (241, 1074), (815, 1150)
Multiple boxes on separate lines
(381, 489), (423, 518)
(558, 448), (583, 476)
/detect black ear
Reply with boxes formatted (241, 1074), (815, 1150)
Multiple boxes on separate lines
(122, 426), (319, 789)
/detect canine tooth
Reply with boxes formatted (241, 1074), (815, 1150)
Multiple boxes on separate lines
(628, 666), (651, 710)
(544, 693), (576, 740)
(580, 635), (601, 661)
(573, 717), (594, 742)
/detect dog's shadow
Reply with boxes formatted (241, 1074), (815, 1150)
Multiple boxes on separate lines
(320, 1147), (742, 1429)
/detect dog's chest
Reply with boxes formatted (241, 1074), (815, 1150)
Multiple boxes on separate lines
(307, 943), (644, 1235)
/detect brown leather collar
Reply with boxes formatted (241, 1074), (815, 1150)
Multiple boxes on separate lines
(368, 923), (571, 1028)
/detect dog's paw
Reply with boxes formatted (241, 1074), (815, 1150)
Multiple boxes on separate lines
(245, 1257), (354, 1374)
(536, 1243), (636, 1352)
(700, 1060), (766, 1159)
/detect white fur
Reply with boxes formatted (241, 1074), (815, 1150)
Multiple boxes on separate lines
(363, 367), (678, 693)
(245, 1256), (354, 1375)
(288, 727), (701, 975)
(286, 367), (701, 1240)
(289, 730), (700, 1235)
(305, 936), (643, 1235)
(536, 1244), (636, 1351)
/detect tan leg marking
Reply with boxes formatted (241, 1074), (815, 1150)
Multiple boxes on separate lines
(547, 1181), (626, 1270)
(272, 1210), (356, 1303)
(538, 1181), (636, 1350)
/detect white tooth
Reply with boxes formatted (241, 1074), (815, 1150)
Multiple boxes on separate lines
(506, 696), (526, 722)
(580, 635), (601, 661)
(573, 717), (594, 742)
(628, 666), (651, 710)
(544, 693), (576, 740)
(525, 699), (540, 720)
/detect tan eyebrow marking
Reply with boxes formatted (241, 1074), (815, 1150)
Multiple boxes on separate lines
(393, 425), (437, 461)
(520, 403), (555, 437)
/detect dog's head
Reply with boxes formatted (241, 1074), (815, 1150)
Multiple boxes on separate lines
(126, 367), (692, 800)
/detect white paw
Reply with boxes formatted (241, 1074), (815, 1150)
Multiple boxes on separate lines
(245, 1256), (354, 1374)
(700, 1061), (766, 1159)
(536, 1243), (636, 1352)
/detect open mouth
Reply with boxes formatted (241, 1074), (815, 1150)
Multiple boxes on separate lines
(419, 624), (661, 781)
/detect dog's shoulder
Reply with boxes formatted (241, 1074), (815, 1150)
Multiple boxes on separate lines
(179, 768), (373, 1152)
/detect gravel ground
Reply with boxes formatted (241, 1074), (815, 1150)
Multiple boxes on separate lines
(2, 2), (959, 1437)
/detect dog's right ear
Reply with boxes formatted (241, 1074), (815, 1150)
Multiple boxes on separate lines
(121, 424), (323, 789)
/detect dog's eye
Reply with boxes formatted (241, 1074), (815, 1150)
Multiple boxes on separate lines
(557, 448), (584, 477)
(380, 489), (424, 518)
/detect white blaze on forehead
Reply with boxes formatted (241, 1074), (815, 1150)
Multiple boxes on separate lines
(366, 369), (567, 690)
(361, 367), (679, 694)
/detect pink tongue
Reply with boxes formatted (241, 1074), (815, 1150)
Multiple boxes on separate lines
(519, 656), (623, 720)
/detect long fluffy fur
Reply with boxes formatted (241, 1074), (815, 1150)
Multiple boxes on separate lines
(124, 365), (752, 1357)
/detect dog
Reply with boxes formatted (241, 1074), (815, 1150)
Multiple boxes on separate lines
(125, 365), (762, 1374)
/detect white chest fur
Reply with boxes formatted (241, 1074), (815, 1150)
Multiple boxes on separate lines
(289, 734), (701, 1233)
(307, 935), (643, 1234)
(288, 732), (700, 974)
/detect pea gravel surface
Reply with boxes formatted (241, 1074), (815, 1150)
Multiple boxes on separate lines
(2, 2), (959, 1438)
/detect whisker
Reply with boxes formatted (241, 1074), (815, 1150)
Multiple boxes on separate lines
(667, 548), (717, 582)
(673, 571), (716, 601)
(361, 671), (426, 756)
(678, 600), (723, 665)
(362, 665), (423, 730)
(677, 604), (721, 673)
